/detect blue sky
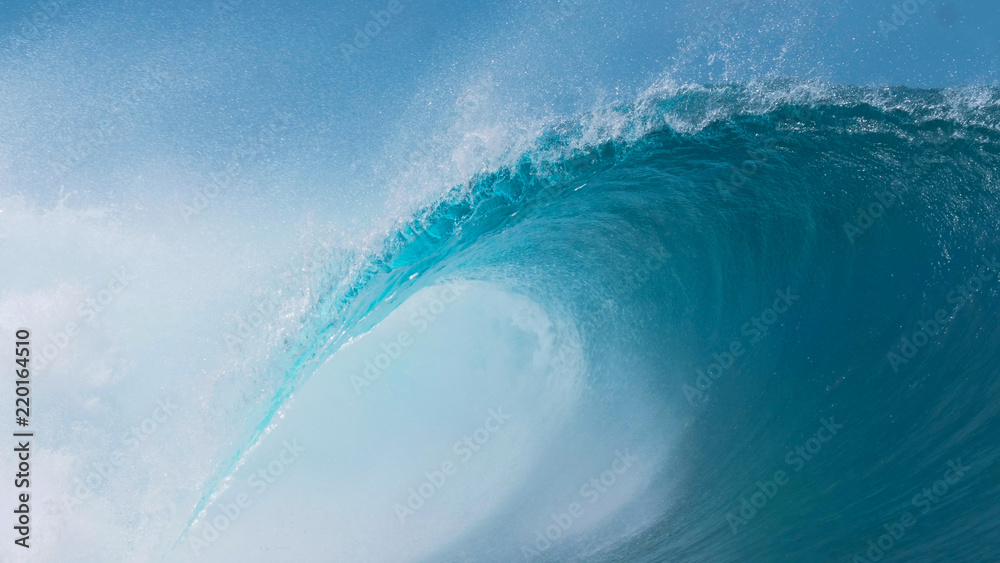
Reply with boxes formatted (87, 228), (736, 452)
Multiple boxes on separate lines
(0, 0), (995, 207)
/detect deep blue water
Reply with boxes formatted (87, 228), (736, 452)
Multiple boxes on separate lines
(1, 2), (998, 562)
(174, 84), (1000, 563)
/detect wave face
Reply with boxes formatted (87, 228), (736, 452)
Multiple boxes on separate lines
(3, 78), (1000, 562)
(160, 84), (1000, 562)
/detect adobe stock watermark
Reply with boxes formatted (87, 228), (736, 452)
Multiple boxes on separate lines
(45, 397), (179, 517)
(571, 244), (672, 328)
(877, 0), (931, 39)
(683, 288), (800, 405)
(673, 3), (737, 68)
(15, 0), (73, 44)
(394, 407), (511, 524)
(456, 73), (497, 114)
(618, 247), (670, 292)
(849, 458), (971, 562)
(212, 0), (243, 17)
(52, 65), (170, 178)
(521, 450), (638, 560)
(886, 255), (999, 373)
(538, 0), (586, 27)
(298, 238), (339, 275)
(224, 293), (283, 354)
(180, 112), (292, 222)
(726, 417), (844, 534)
(188, 439), (307, 556)
(351, 279), (469, 395)
(582, 246), (670, 321)
(339, 0), (405, 63)
(843, 123), (955, 244)
(394, 73), (493, 185)
(224, 238), (339, 353)
(715, 137), (778, 198)
(34, 267), (137, 373)
(714, 105), (813, 199)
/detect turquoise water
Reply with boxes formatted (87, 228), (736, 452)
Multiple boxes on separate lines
(1, 1), (998, 561)
(180, 84), (1000, 562)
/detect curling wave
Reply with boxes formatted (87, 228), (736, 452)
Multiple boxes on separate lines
(176, 82), (1000, 563)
